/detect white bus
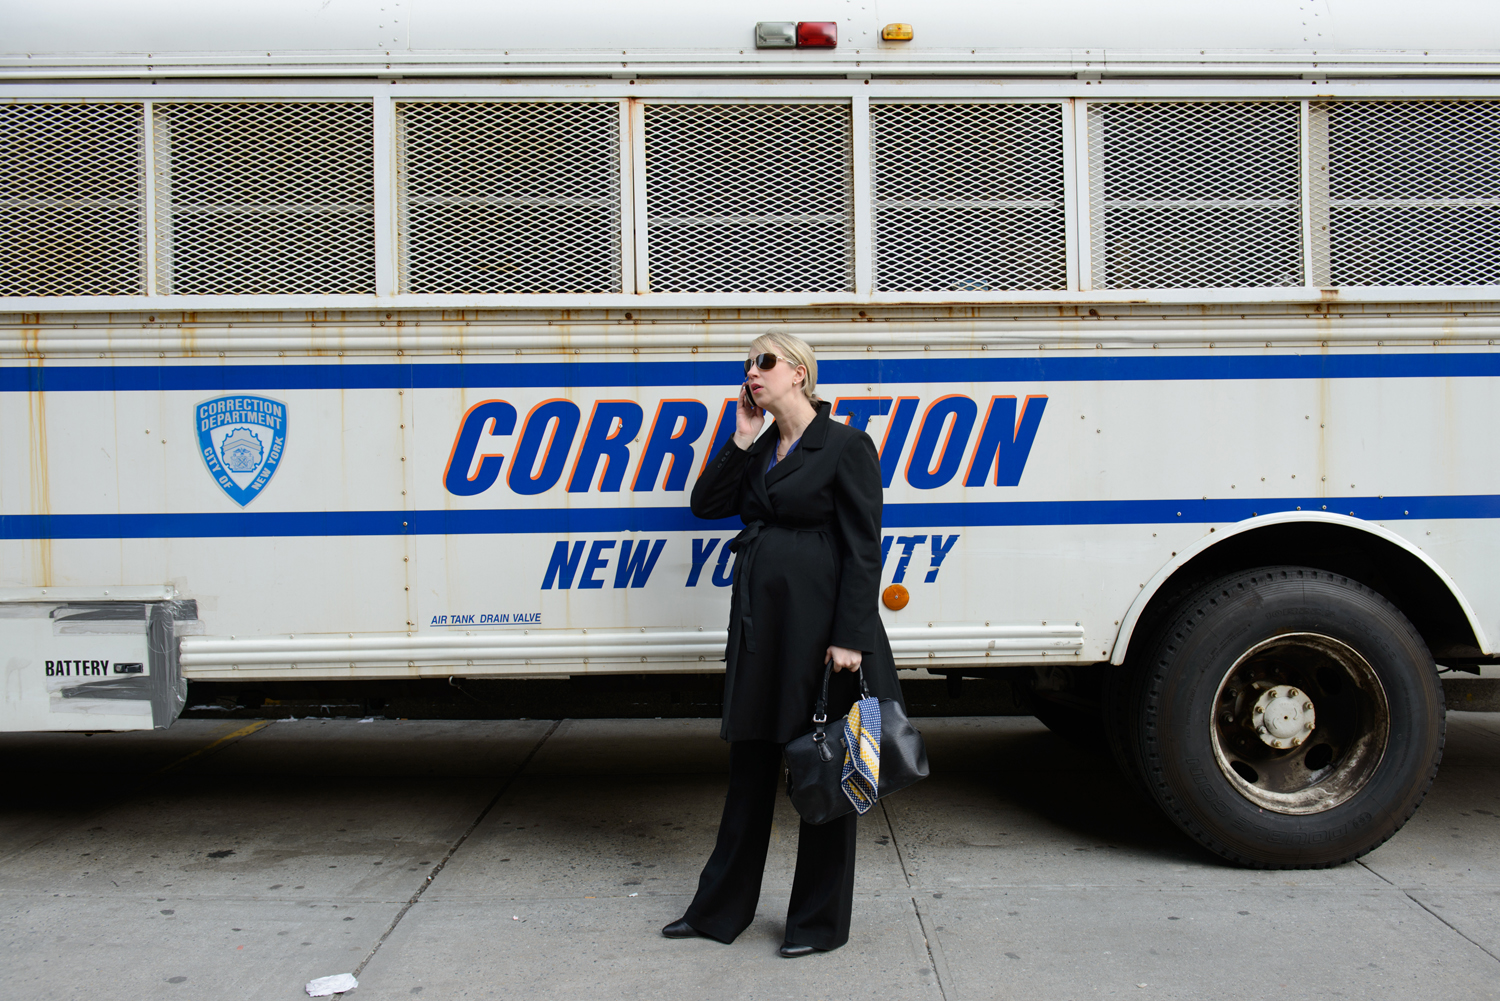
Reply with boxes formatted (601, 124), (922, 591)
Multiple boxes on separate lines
(3, 0), (1499, 868)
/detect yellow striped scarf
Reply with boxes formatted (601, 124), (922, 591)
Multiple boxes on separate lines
(841, 696), (882, 814)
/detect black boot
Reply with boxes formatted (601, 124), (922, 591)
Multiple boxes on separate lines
(662, 918), (704, 939)
(778, 942), (827, 958)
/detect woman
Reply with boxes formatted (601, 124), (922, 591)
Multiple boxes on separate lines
(662, 331), (904, 957)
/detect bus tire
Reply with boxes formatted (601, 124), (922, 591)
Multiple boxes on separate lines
(1133, 566), (1445, 868)
(1102, 655), (1156, 805)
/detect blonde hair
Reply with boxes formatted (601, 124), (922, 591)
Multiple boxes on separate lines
(750, 331), (821, 405)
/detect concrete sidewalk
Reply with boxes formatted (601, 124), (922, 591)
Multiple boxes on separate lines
(1, 714), (1497, 1000)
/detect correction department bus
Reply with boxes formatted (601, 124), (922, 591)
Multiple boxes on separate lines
(3, 0), (1500, 869)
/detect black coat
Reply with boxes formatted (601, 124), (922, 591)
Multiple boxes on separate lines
(691, 401), (905, 743)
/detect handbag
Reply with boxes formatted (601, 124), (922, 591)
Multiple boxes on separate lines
(784, 661), (930, 825)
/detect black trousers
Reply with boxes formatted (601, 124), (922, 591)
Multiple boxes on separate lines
(683, 740), (858, 950)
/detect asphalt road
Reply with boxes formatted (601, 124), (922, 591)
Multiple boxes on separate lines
(2, 712), (1497, 1000)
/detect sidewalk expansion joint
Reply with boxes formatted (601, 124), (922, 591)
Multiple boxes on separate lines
(352, 718), (563, 979)
(1356, 858), (1500, 966)
(881, 799), (951, 1000)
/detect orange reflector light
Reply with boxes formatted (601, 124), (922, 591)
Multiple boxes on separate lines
(883, 584), (910, 611)
(796, 21), (838, 47)
(882, 23), (914, 40)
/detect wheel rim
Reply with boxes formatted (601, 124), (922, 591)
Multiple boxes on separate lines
(1210, 632), (1391, 815)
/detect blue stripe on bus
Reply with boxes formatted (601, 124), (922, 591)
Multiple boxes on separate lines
(3, 353), (1500, 393)
(4, 495), (1498, 540)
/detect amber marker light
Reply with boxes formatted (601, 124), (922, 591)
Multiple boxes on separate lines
(882, 23), (914, 41)
(883, 584), (910, 610)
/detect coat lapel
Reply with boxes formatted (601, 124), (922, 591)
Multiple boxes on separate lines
(747, 425), (777, 512)
(763, 441), (805, 489)
(764, 401), (832, 491)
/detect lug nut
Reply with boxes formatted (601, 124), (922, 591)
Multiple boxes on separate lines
(1288, 688), (1299, 698)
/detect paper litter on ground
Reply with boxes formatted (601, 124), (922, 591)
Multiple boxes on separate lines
(305, 972), (358, 996)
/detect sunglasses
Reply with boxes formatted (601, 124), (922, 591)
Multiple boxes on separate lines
(743, 353), (787, 375)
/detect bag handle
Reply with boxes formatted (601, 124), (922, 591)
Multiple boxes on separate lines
(810, 658), (872, 742)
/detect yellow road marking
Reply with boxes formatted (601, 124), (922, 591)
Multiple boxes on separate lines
(154, 719), (273, 775)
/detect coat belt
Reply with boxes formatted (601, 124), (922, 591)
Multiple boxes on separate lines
(726, 518), (833, 655)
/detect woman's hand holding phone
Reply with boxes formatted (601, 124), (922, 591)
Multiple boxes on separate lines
(732, 382), (762, 448)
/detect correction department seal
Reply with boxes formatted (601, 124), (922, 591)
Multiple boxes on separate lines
(195, 395), (288, 507)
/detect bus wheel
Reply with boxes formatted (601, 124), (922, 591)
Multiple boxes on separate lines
(1130, 566), (1444, 868)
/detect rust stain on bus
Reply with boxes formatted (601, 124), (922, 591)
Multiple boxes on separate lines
(17, 313), (45, 358)
(179, 311), (200, 356)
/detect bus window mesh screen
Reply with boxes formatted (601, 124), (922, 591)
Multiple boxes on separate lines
(398, 102), (622, 293)
(0, 103), (144, 296)
(153, 102), (374, 294)
(643, 103), (853, 293)
(1087, 102), (1303, 288)
(871, 103), (1066, 292)
(1326, 100), (1500, 286)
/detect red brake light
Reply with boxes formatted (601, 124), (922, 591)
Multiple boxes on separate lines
(796, 21), (838, 48)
